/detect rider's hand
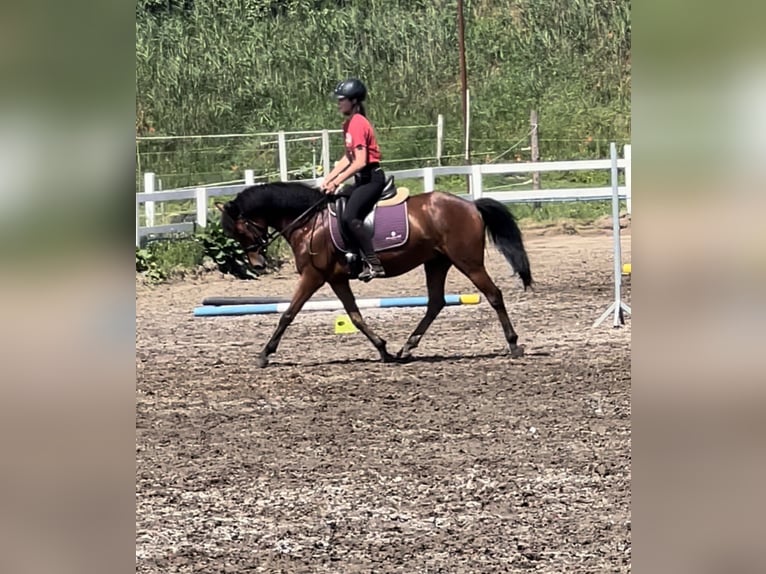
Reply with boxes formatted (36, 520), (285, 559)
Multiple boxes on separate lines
(323, 180), (338, 194)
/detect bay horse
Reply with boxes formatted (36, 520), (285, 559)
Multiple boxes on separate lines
(215, 181), (532, 367)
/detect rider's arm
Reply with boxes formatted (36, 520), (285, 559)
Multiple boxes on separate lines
(323, 155), (351, 187)
(333, 146), (367, 184)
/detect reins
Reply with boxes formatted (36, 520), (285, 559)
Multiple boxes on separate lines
(240, 193), (333, 253)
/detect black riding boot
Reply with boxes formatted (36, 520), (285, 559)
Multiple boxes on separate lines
(349, 220), (385, 281)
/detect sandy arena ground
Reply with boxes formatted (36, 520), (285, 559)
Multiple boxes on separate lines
(137, 226), (631, 573)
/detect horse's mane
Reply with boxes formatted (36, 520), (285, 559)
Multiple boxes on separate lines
(233, 181), (324, 218)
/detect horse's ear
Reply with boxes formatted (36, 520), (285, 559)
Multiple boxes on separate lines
(216, 201), (241, 218)
(221, 200), (242, 218)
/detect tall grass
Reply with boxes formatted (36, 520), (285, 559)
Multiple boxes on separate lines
(136, 0), (630, 184)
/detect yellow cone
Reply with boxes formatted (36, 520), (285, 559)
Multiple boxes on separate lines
(334, 314), (358, 334)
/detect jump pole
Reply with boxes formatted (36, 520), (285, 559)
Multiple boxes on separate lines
(194, 294), (481, 317)
(203, 296), (298, 306)
(592, 142), (631, 328)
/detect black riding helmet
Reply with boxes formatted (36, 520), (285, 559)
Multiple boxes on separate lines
(333, 78), (367, 101)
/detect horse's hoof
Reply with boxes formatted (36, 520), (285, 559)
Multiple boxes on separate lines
(257, 355), (269, 368)
(380, 352), (396, 364)
(396, 348), (413, 362)
(510, 345), (525, 358)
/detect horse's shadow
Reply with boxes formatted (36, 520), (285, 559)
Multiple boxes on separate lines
(274, 349), (550, 368)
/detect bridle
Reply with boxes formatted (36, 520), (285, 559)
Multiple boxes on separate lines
(237, 194), (332, 254)
(240, 219), (280, 253)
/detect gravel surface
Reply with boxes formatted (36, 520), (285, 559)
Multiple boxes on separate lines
(137, 229), (632, 573)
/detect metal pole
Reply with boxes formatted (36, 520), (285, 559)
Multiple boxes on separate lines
(609, 142), (623, 326)
(592, 142), (632, 328)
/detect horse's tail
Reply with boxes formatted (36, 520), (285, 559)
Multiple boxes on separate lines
(474, 198), (533, 290)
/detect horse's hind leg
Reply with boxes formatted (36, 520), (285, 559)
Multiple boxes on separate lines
(258, 270), (324, 368)
(460, 264), (524, 358)
(329, 279), (395, 363)
(397, 256), (452, 361)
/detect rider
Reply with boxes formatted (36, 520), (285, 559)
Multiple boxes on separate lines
(322, 77), (386, 282)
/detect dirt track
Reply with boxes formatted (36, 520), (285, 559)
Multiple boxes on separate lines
(136, 229), (631, 573)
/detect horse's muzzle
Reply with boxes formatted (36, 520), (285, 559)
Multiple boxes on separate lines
(245, 249), (266, 269)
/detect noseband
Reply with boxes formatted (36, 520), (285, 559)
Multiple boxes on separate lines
(241, 219), (281, 253)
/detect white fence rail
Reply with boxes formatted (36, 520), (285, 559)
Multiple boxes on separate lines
(136, 144), (631, 246)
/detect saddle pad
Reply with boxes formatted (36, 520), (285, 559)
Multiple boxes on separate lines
(329, 202), (409, 253)
(377, 187), (409, 207)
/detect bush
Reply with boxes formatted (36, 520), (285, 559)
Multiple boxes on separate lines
(197, 220), (261, 280)
(135, 219), (293, 284)
(149, 236), (206, 276)
(135, 246), (166, 283)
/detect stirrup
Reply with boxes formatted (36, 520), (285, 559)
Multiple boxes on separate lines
(358, 262), (385, 282)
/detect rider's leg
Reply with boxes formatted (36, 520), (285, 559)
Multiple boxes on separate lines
(337, 182), (358, 248)
(342, 177), (385, 280)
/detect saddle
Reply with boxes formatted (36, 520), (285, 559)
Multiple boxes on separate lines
(327, 176), (411, 277)
(328, 175), (409, 245)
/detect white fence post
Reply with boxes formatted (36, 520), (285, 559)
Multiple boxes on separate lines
(471, 164), (483, 199)
(195, 187), (208, 228)
(135, 195), (141, 247)
(624, 144), (631, 215)
(321, 129), (331, 176)
(436, 114), (444, 166)
(143, 172), (156, 228)
(277, 131), (288, 181)
(245, 169), (255, 185)
(423, 167), (435, 192)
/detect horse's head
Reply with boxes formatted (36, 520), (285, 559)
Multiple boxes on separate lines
(215, 201), (267, 269)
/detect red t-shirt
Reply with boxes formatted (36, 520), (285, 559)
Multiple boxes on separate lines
(342, 113), (381, 164)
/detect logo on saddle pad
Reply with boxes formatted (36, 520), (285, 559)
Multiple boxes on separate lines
(329, 201), (409, 253)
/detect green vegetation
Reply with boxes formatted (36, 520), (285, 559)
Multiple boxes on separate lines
(136, 0), (630, 187)
(136, 219), (290, 284)
(135, 246), (168, 283)
(511, 200), (624, 225)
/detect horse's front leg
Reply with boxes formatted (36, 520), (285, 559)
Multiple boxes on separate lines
(258, 271), (324, 368)
(329, 279), (395, 363)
